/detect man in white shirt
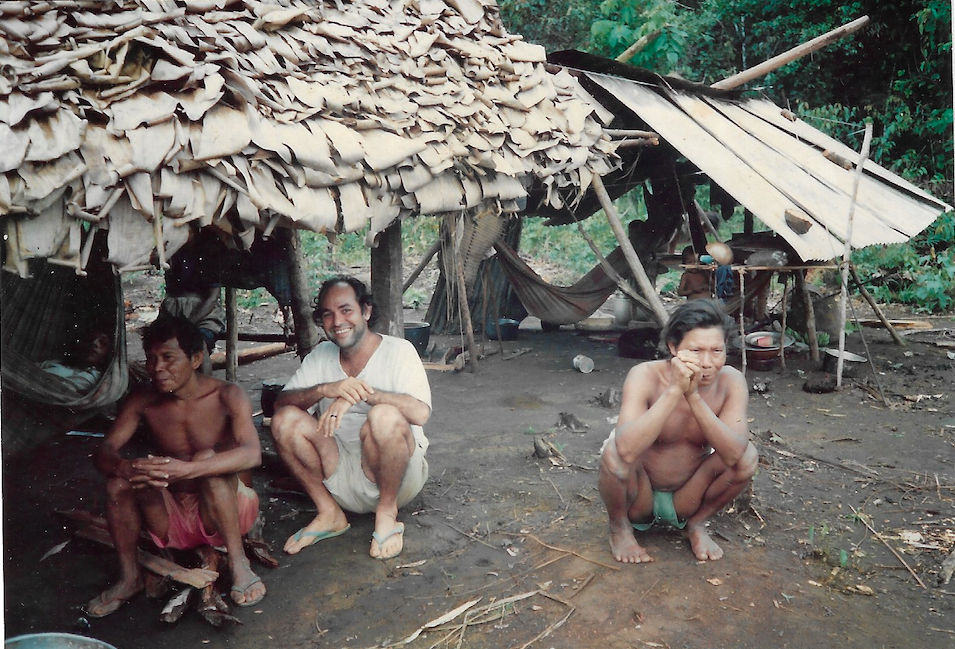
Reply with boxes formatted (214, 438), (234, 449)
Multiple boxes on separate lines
(271, 276), (431, 560)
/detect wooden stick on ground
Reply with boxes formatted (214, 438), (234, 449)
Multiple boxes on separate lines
(524, 534), (621, 571)
(849, 505), (926, 589)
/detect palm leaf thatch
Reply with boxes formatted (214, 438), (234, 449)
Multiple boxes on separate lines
(0, 0), (618, 277)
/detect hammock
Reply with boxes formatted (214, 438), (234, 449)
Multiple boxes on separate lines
(1, 257), (128, 411)
(493, 240), (775, 325)
(493, 240), (629, 324)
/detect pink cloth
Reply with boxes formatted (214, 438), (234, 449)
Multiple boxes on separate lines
(149, 481), (259, 550)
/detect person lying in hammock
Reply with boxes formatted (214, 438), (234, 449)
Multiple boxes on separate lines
(39, 329), (112, 392)
(85, 316), (266, 617)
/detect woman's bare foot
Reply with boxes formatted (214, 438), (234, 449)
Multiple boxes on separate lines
(609, 520), (653, 563)
(86, 576), (144, 618)
(684, 522), (723, 561)
(284, 510), (350, 554)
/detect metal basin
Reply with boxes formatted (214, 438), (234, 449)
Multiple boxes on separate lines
(6, 633), (118, 649)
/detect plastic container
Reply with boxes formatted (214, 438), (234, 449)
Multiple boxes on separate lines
(403, 321), (431, 356)
(486, 318), (520, 341)
(572, 354), (594, 373)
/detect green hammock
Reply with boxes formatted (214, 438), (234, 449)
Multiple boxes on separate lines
(1, 258), (127, 411)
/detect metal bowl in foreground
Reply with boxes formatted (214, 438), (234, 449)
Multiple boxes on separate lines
(6, 633), (118, 649)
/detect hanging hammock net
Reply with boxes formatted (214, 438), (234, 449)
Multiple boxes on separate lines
(1, 257), (128, 411)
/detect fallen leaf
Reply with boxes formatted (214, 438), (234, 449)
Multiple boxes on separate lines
(40, 540), (70, 562)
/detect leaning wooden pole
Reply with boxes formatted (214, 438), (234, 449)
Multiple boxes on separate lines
(849, 265), (905, 346)
(712, 16), (870, 90)
(449, 216), (478, 373)
(837, 122), (873, 388)
(402, 237), (441, 294)
(592, 174), (669, 326)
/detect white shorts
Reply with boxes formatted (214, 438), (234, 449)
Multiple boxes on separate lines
(323, 432), (429, 514)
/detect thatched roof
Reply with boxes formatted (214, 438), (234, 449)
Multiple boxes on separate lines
(0, 0), (618, 277)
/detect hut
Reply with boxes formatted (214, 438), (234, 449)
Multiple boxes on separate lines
(0, 0), (621, 437)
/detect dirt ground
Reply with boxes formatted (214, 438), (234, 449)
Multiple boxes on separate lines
(3, 271), (954, 649)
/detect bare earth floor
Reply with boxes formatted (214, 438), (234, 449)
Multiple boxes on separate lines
(3, 278), (954, 648)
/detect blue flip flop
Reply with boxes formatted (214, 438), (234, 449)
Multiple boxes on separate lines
(231, 575), (266, 607)
(290, 524), (351, 548)
(371, 522), (405, 559)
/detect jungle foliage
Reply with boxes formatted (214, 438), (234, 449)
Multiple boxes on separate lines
(498, 0), (954, 312)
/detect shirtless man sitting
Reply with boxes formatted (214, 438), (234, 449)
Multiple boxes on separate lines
(599, 299), (758, 563)
(86, 316), (266, 617)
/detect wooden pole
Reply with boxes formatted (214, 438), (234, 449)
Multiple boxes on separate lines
(371, 220), (403, 337)
(795, 270), (820, 362)
(571, 217), (653, 312)
(592, 174), (669, 326)
(779, 274), (789, 369)
(225, 286), (238, 382)
(849, 265), (905, 346)
(836, 123), (873, 388)
(211, 342), (291, 370)
(402, 237), (441, 294)
(712, 16), (870, 90)
(615, 28), (664, 64)
(739, 270), (746, 380)
(450, 216), (478, 373)
(283, 228), (320, 359)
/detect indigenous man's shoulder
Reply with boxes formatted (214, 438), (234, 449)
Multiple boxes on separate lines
(717, 363), (746, 386)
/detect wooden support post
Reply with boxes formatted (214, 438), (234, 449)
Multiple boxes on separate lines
(712, 16), (870, 90)
(371, 220), (403, 337)
(739, 270), (746, 380)
(779, 274), (789, 369)
(450, 216), (478, 373)
(743, 209), (754, 235)
(795, 270), (820, 362)
(592, 174), (670, 326)
(837, 123), (873, 388)
(225, 287), (238, 382)
(283, 228), (320, 359)
(402, 237), (441, 294)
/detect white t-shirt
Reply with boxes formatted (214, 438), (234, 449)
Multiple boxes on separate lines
(282, 335), (432, 451)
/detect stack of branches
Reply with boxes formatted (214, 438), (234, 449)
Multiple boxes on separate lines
(57, 508), (278, 626)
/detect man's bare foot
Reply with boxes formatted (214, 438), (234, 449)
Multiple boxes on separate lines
(684, 522), (723, 561)
(230, 561), (266, 607)
(609, 520), (652, 563)
(284, 511), (350, 554)
(86, 577), (144, 618)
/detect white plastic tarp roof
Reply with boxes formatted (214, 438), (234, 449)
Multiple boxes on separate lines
(587, 72), (952, 262)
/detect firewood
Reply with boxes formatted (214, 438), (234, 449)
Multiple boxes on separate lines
(73, 524), (218, 589)
(160, 588), (193, 624)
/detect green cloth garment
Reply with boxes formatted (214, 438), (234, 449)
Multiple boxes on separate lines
(631, 490), (688, 531)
